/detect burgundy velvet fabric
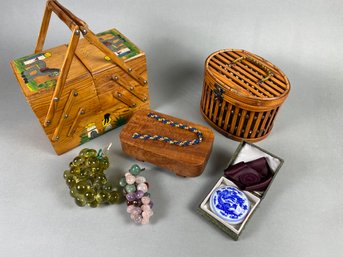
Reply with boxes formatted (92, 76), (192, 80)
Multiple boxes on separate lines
(224, 157), (273, 191)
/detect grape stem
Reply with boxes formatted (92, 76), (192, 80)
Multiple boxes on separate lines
(97, 149), (104, 160)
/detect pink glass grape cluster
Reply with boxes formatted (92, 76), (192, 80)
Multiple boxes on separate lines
(120, 164), (154, 225)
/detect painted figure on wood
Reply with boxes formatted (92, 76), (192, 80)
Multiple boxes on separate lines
(19, 52), (60, 89)
(99, 34), (131, 57)
(86, 123), (99, 139)
(102, 113), (113, 131)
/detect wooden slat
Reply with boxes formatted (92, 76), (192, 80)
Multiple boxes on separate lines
(35, 1), (53, 53)
(264, 108), (279, 135)
(204, 87), (211, 116)
(112, 75), (148, 102)
(229, 107), (240, 134)
(218, 101), (227, 127)
(212, 100), (220, 123)
(52, 89), (77, 141)
(44, 28), (80, 126)
(250, 112), (263, 138)
(208, 68), (236, 92)
(204, 86), (210, 111)
(218, 53), (281, 97)
(208, 67), (251, 98)
(201, 82), (206, 110)
(113, 91), (136, 108)
(213, 55), (274, 97)
(67, 108), (84, 137)
(208, 93), (215, 120)
(223, 104), (233, 131)
(243, 111), (255, 138)
(209, 62), (264, 97)
(231, 51), (287, 90)
(258, 111), (271, 137)
(232, 51), (285, 82)
(244, 52), (288, 86)
(236, 109), (247, 136)
(226, 52), (285, 95)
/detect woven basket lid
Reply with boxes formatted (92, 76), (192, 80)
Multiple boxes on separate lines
(206, 49), (290, 107)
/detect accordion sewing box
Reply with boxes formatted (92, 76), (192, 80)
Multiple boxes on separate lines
(10, 0), (149, 155)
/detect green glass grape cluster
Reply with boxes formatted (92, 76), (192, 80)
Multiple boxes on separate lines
(63, 148), (123, 207)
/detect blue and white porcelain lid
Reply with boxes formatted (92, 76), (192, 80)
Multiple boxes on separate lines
(210, 186), (250, 225)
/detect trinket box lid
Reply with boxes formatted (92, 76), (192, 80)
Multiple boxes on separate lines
(209, 186), (250, 224)
(120, 109), (214, 177)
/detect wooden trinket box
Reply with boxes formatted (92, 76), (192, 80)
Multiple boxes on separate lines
(10, 0), (149, 154)
(198, 141), (284, 240)
(201, 49), (290, 142)
(120, 109), (214, 177)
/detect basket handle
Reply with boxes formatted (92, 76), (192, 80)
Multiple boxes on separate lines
(36, 0), (81, 126)
(231, 56), (274, 85)
(36, 0), (148, 126)
(35, 0), (85, 53)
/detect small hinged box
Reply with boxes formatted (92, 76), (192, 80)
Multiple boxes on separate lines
(198, 141), (284, 240)
(120, 109), (214, 177)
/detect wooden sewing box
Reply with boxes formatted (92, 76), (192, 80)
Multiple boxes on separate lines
(10, 0), (149, 154)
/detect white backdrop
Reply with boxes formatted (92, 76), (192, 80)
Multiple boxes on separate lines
(0, 0), (342, 256)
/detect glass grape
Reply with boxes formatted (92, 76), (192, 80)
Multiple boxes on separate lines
(63, 148), (123, 207)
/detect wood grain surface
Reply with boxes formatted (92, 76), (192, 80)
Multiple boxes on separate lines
(120, 109), (214, 177)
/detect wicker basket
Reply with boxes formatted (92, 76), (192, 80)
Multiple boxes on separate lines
(200, 49), (290, 142)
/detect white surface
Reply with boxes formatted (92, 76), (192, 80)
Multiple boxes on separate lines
(233, 143), (281, 171)
(1, 0), (343, 256)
